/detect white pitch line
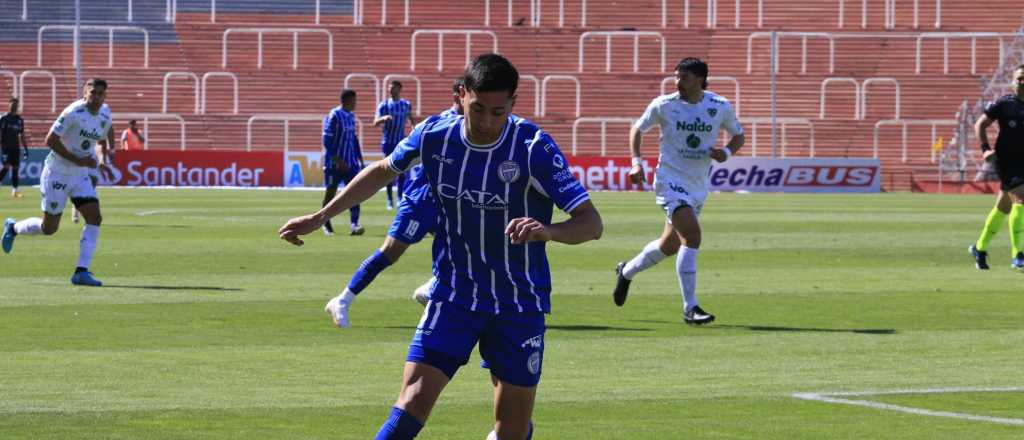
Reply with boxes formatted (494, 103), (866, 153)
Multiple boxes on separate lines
(792, 387), (1024, 426)
(135, 209), (180, 216)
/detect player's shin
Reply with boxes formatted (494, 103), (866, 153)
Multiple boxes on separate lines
(374, 406), (424, 440)
(677, 247), (699, 310)
(14, 217), (43, 235)
(1009, 204), (1024, 255)
(77, 224), (100, 270)
(623, 239), (668, 279)
(976, 207), (1007, 252)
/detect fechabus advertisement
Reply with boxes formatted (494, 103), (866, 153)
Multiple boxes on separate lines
(104, 150), (283, 187)
(565, 156), (881, 193)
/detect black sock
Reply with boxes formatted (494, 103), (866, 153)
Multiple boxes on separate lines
(11, 165), (18, 188)
(324, 220), (334, 233)
(75, 267), (89, 274)
(0, 167), (8, 182)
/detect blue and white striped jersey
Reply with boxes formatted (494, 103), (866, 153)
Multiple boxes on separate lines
(376, 98), (413, 147)
(389, 115), (590, 314)
(322, 106), (362, 169)
(407, 107), (462, 192)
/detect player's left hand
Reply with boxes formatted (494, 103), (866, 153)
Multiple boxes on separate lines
(99, 164), (115, 181)
(506, 217), (551, 244)
(279, 214), (325, 246)
(710, 148), (730, 163)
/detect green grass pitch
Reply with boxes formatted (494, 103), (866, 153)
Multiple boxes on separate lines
(1, 188), (1022, 439)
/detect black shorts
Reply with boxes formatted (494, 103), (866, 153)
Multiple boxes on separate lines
(996, 160), (1024, 191)
(0, 148), (19, 167)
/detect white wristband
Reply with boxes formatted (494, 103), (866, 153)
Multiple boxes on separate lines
(631, 157), (643, 167)
(721, 148), (733, 159)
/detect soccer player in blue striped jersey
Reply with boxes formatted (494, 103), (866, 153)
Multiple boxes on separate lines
(374, 80), (415, 210)
(321, 89), (364, 236)
(325, 77), (464, 329)
(280, 54), (603, 440)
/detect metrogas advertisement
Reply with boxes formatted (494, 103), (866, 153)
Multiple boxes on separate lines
(102, 150), (283, 187)
(566, 156), (881, 193)
(0, 148), (49, 186)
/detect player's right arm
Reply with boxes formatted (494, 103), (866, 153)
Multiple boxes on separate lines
(372, 102), (392, 126)
(629, 98), (662, 184)
(280, 119), (428, 246)
(975, 110), (997, 162)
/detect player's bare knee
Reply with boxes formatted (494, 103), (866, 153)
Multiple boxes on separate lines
(41, 224), (59, 235)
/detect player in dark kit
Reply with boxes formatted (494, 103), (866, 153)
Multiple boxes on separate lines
(972, 64), (1024, 270)
(0, 98), (29, 197)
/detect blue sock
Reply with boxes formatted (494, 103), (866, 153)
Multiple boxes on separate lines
(350, 204), (361, 227)
(347, 250), (393, 295)
(374, 407), (423, 440)
(386, 184), (394, 205)
(398, 174), (407, 199)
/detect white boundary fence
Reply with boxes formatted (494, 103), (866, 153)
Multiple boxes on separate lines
(222, 28), (333, 70)
(578, 31), (666, 73)
(410, 30), (499, 71)
(37, 25), (150, 68)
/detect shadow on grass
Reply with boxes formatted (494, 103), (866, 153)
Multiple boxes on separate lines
(547, 324), (651, 332)
(101, 285), (243, 291)
(711, 324), (896, 335)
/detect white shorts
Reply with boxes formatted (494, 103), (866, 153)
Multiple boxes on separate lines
(654, 178), (705, 219)
(40, 166), (97, 215)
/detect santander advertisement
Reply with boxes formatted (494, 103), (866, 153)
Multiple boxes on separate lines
(103, 150), (283, 187)
(567, 156), (880, 193)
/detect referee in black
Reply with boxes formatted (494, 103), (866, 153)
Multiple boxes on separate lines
(0, 97), (28, 198)
(974, 64), (1024, 270)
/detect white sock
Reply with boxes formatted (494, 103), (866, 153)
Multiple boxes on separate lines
(677, 247), (699, 311)
(76, 224), (100, 269)
(622, 239), (668, 280)
(339, 288), (357, 304)
(14, 218), (43, 235)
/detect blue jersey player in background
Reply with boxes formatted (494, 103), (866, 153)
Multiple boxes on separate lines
(280, 54), (603, 440)
(325, 77), (465, 329)
(373, 80), (415, 210)
(321, 89), (365, 236)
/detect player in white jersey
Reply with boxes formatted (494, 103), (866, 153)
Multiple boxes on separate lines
(72, 102), (115, 224)
(612, 58), (745, 325)
(2, 78), (113, 286)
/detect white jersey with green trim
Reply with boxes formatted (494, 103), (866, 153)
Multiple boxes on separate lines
(45, 100), (111, 177)
(634, 91), (742, 203)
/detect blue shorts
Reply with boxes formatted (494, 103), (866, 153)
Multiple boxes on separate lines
(324, 164), (360, 188)
(407, 300), (546, 388)
(386, 191), (437, 245)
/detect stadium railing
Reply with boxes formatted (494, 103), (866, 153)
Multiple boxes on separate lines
(1, 70), (17, 102)
(872, 118), (956, 162)
(112, 112), (188, 150)
(246, 114), (361, 152)
(747, 31), (835, 74)
(819, 77), (861, 119)
(410, 30), (499, 71)
(741, 117), (816, 157)
(540, 75), (580, 118)
(914, 32), (1005, 74)
(37, 25), (150, 68)
(861, 77), (901, 120)
(570, 116), (634, 155)
(163, 72), (200, 114)
(520, 74), (541, 117)
(577, 31), (666, 73)
(17, 69), (56, 114)
(837, 0), (942, 29)
(354, 0), (410, 26)
(200, 72), (239, 115)
(221, 27), (333, 70)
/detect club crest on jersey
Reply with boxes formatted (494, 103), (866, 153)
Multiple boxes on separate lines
(707, 108), (718, 117)
(552, 154), (565, 169)
(686, 133), (701, 149)
(80, 140), (91, 150)
(527, 351), (541, 375)
(498, 160), (521, 183)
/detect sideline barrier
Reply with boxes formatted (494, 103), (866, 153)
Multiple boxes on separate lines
(565, 156), (880, 193)
(104, 150), (283, 187)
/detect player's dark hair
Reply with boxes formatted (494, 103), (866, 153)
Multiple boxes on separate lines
(85, 78), (108, 90)
(9, 97), (18, 104)
(463, 53), (518, 97)
(675, 57), (708, 89)
(451, 76), (465, 94)
(390, 80), (403, 88)
(129, 119), (137, 125)
(340, 89), (356, 102)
